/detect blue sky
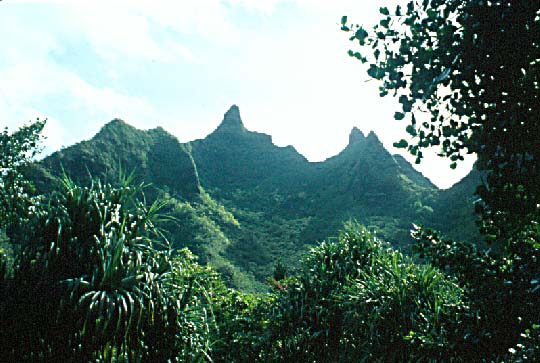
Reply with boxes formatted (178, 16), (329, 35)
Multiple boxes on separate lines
(1, 0), (475, 188)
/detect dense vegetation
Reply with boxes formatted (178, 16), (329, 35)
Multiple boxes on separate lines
(0, 143), (474, 361)
(343, 0), (540, 238)
(2, 0), (539, 360)
(29, 104), (479, 293)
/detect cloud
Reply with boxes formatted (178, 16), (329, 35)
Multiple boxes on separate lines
(41, 115), (71, 153)
(0, 2), (154, 127)
(0, 58), (154, 138)
(0, 0), (471, 188)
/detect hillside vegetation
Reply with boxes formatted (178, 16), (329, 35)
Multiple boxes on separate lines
(3, 1), (539, 360)
(26, 105), (479, 291)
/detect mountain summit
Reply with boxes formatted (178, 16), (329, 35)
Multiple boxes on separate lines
(348, 127), (365, 145)
(214, 105), (246, 133)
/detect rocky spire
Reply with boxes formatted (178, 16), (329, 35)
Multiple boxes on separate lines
(348, 127), (365, 145)
(366, 130), (383, 144)
(215, 105), (246, 133)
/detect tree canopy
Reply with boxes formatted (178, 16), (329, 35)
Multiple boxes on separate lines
(343, 0), (540, 235)
(0, 119), (45, 234)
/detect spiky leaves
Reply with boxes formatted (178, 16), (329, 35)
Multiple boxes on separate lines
(266, 224), (471, 362)
(0, 177), (217, 361)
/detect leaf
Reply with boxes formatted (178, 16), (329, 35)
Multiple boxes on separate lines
(354, 52), (367, 63)
(355, 27), (369, 44)
(407, 1), (414, 14)
(406, 125), (417, 136)
(368, 64), (384, 80)
(394, 112), (405, 121)
(399, 95), (413, 112)
(341, 15), (348, 25)
(379, 7), (390, 16)
(393, 139), (409, 148)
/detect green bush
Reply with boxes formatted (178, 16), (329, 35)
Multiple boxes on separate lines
(0, 178), (216, 361)
(264, 223), (471, 362)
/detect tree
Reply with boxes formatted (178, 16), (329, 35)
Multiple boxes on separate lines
(342, 1), (540, 236)
(0, 119), (46, 234)
(412, 224), (540, 359)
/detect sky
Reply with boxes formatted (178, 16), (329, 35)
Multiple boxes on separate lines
(0, 0), (475, 189)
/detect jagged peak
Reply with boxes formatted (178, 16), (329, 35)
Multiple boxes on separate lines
(149, 126), (173, 137)
(215, 105), (246, 133)
(366, 130), (382, 144)
(348, 127), (365, 145)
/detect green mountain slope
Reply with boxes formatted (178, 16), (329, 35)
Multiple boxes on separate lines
(36, 119), (201, 199)
(31, 106), (480, 291)
(300, 128), (438, 246)
(429, 169), (482, 242)
(191, 105), (310, 200)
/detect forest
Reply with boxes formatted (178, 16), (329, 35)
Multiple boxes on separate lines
(1, 1), (540, 362)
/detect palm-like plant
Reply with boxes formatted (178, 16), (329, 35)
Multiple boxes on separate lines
(265, 223), (472, 362)
(1, 175), (206, 361)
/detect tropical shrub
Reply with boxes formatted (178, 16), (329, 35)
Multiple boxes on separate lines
(0, 177), (216, 361)
(265, 223), (472, 362)
(0, 119), (45, 233)
(211, 290), (269, 362)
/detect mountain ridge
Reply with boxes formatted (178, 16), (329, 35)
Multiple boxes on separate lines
(30, 105), (480, 291)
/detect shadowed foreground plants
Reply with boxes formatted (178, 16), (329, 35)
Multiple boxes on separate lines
(413, 222), (540, 361)
(0, 178), (217, 362)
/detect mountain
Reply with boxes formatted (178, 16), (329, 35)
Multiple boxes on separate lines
(191, 105), (310, 198)
(428, 168), (483, 242)
(299, 128), (438, 245)
(33, 119), (201, 199)
(30, 106), (480, 292)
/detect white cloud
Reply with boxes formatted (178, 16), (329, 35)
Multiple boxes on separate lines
(41, 115), (71, 153)
(0, 59), (154, 138)
(0, 0), (471, 188)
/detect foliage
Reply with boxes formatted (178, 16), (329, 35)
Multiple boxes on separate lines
(211, 290), (269, 362)
(0, 177), (216, 361)
(265, 223), (471, 362)
(158, 190), (266, 293)
(505, 323), (540, 362)
(412, 223), (540, 360)
(0, 119), (45, 233)
(344, 2), (540, 359)
(343, 1), (540, 233)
